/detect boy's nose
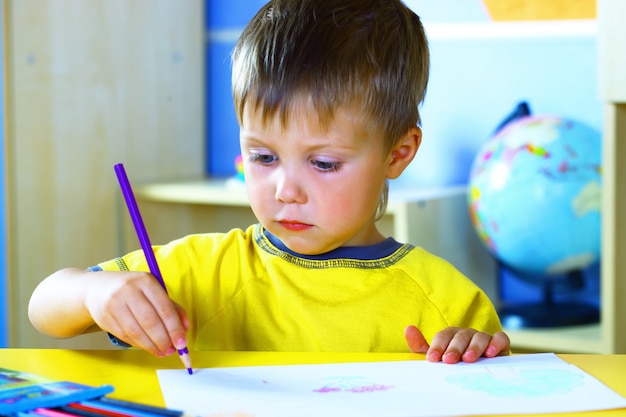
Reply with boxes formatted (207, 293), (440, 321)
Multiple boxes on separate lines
(274, 168), (306, 204)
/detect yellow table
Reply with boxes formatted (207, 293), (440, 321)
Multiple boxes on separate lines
(1, 349), (625, 417)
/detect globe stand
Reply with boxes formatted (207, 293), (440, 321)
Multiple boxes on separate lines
(498, 269), (600, 330)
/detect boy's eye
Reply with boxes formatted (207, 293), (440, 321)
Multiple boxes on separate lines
(248, 153), (277, 165)
(311, 159), (341, 172)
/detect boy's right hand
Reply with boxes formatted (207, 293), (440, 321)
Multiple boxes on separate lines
(28, 267), (189, 358)
(84, 270), (190, 357)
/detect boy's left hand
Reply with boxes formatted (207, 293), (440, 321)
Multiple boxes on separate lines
(405, 325), (510, 364)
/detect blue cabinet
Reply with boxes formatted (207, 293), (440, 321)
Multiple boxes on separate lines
(206, 0), (267, 177)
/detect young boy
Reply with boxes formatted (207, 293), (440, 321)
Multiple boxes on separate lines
(28, 0), (509, 364)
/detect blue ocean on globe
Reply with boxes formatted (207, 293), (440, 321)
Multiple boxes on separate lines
(468, 115), (602, 276)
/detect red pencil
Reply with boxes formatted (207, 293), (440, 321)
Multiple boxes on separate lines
(64, 402), (135, 417)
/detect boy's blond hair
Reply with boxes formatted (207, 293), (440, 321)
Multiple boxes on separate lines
(232, 0), (429, 153)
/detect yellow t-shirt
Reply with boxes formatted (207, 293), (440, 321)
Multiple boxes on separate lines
(98, 224), (502, 352)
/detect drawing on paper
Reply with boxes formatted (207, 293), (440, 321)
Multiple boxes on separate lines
(313, 376), (394, 394)
(445, 366), (585, 397)
(157, 354), (626, 417)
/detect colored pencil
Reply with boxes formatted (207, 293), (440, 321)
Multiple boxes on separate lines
(32, 408), (77, 417)
(92, 397), (187, 417)
(114, 163), (193, 375)
(57, 405), (106, 417)
(65, 402), (135, 417)
(77, 400), (166, 417)
(16, 410), (71, 417)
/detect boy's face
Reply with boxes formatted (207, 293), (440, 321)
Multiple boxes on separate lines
(239, 102), (393, 255)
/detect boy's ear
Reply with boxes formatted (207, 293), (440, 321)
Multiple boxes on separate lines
(387, 126), (421, 179)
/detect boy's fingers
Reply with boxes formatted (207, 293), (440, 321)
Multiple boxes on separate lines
(142, 291), (188, 354)
(168, 304), (190, 350)
(175, 303), (191, 332)
(410, 327), (511, 363)
(460, 332), (491, 363)
(485, 331), (511, 357)
(431, 327), (475, 364)
(404, 325), (430, 353)
(125, 300), (172, 356)
(106, 304), (163, 356)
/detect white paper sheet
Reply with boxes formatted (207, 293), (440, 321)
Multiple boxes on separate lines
(157, 353), (626, 417)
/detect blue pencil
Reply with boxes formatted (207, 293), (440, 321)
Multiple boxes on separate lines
(114, 163), (193, 375)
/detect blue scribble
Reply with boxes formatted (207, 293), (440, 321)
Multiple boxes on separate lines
(446, 367), (585, 397)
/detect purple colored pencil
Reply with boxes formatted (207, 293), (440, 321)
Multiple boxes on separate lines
(114, 163), (193, 375)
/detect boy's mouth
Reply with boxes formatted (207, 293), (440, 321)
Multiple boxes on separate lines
(277, 220), (313, 231)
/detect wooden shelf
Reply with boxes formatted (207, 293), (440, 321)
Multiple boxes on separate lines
(506, 325), (603, 354)
(135, 178), (250, 206)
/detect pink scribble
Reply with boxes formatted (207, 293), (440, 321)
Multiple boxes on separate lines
(314, 386), (342, 393)
(348, 384), (394, 393)
(314, 384), (394, 394)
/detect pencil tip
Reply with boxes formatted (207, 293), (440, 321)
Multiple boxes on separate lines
(178, 348), (193, 374)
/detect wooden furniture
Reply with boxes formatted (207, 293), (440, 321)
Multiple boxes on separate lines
(596, 0), (626, 354)
(503, 0), (625, 354)
(472, 0), (626, 354)
(3, 1), (205, 348)
(2, 348), (626, 416)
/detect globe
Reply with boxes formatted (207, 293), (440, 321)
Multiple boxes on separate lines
(468, 115), (602, 328)
(467, 115), (602, 327)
